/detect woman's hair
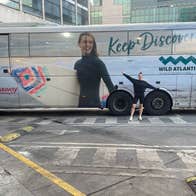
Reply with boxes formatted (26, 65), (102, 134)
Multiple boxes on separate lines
(78, 32), (98, 56)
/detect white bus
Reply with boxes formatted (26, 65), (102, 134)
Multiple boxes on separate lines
(0, 23), (195, 115)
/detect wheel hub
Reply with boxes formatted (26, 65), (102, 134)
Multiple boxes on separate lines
(152, 97), (164, 109)
(114, 98), (127, 111)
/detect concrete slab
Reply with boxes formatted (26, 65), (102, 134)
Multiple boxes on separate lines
(186, 176), (196, 194)
(0, 165), (34, 196)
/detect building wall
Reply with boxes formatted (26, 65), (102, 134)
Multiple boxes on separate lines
(0, 4), (47, 23)
(90, 0), (196, 24)
(0, 0), (88, 25)
(102, 0), (122, 24)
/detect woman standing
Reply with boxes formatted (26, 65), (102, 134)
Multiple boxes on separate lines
(74, 32), (114, 107)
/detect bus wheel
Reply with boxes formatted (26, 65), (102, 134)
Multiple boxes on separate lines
(144, 90), (172, 115)
(107, 91), (132, 115)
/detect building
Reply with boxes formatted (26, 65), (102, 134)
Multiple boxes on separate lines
(90, 0), (196, 24)
(0, 0), (89, 25)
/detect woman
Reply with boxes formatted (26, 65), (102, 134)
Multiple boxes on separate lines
(123, 72), (157, 121)
(74, 32), (114, 107)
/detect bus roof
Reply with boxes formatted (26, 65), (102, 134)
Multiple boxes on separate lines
(0, 22), (196, 33)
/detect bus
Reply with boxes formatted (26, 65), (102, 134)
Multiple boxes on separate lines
(0, 23), (195, 115)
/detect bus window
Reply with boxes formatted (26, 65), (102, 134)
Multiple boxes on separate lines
(173, 29), (196, 54)
(10, 34), (29, 57)
(128, 30), (173, 56)
(0, 35), (9, 57)
(93, 31), (128, 56)
(30, 32), (81, 57)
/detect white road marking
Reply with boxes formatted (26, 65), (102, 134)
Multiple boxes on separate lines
(169, 116), (187, 124)
(18, 151), (31, 157)
(81, 117), (96, 124)
(44, 129), (80, 135)
(177, 151), (196, 169)
(147, 117), (165, 124)
(10, 142), (196, 151)
(128, 119), (140, 124)
(0, 116), (194, 127)
(6, 138), (196, 175)
(52, 148), (80, 166)
(36, 120), (52, 125)
(105, 117), (118, 124)
(136, 149), (166, 169)
(13, 145), (196, 174)
(92, 148), (117, 166)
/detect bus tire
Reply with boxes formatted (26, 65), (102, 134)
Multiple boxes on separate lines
(107, 91), (132, 115)
(144, 90), (172, 115)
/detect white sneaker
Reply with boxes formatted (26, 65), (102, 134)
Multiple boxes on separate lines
(138, 116), (142, 121)
(129, 116), (133, 121)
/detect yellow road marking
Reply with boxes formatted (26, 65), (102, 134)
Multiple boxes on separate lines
(0, 126), (34, 143)
(0, 133), (21, 143)
(22, 126), (34, 132)
(0, 143), (86, 196)
(186, 176), (196, 183)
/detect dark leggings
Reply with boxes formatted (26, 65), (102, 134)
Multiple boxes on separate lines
(132, 94), (144, 104)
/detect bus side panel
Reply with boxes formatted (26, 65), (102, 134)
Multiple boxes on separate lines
(0, 35), (19, 108)
(191, 76), (196, 108)
(101, 55), (196, 110)
(11, 57), (80, 108)
(0, 61), (19, 108)
(101, 56), (177, 95)
(176, 75), (192, 108)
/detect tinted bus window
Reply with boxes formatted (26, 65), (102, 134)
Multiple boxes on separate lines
(93, 31), (128, 56)
(173, 29), (196, 54)
(128, 30), (173, 55)
(10, 34), (29, 57)
(30, 33), (81, 57)
(0, 36), (8, 57)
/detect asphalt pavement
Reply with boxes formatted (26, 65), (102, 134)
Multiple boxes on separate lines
(0, 110), (196, 196)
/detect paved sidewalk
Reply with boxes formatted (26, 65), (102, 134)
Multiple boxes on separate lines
(0, 161), (34, 196)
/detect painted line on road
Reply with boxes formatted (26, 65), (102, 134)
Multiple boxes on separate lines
(0, 133), (21, 143)
(44, 129), (80, 135)
(62, 123), (194, 127)
(0, 126), (34, 143)
(10, 141), (196, 149)
(0, 143), (86, 196)
(9, 142), (196, 153)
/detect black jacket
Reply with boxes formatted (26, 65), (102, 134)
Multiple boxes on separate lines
(74, 55), (114, 107)
(123, 73), (156, 96)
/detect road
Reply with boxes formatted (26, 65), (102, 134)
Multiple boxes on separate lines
(0, 109), (196, 196)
